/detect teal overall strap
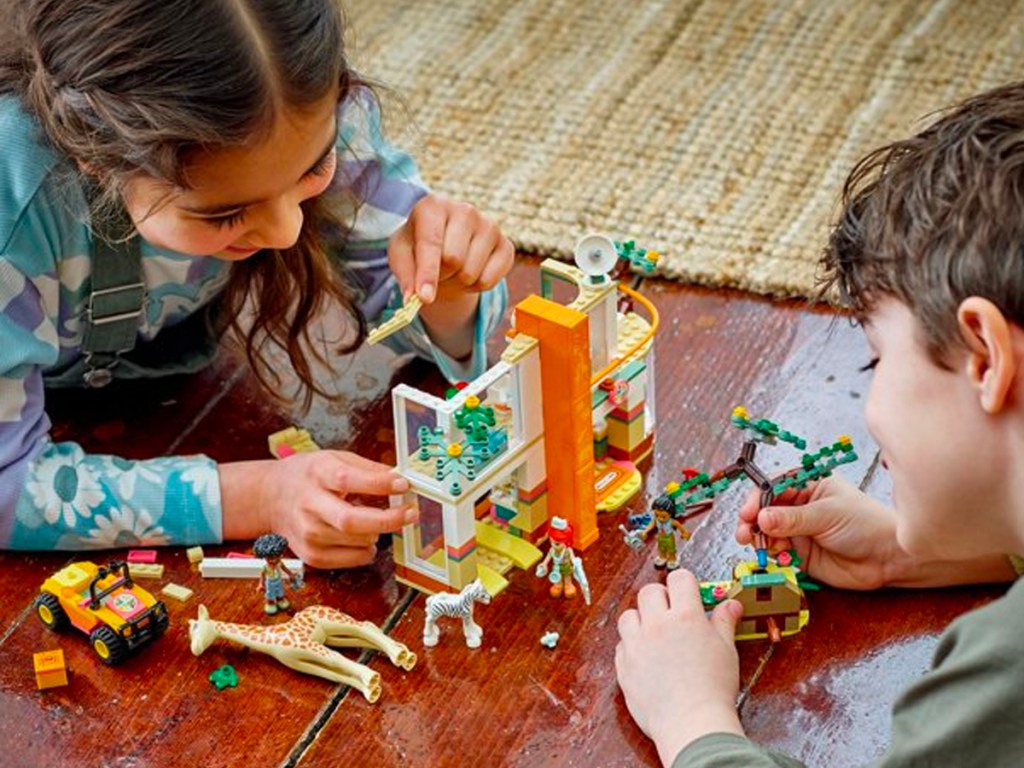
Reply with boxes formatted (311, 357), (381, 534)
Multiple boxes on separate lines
(81, 198), (145, 388)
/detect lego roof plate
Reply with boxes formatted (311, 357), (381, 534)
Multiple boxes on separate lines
(574, 234), (618, 278)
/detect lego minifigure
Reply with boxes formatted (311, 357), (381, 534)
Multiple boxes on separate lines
(535, 517), (591, 605)
(253, 534), (302, 615)
(631, 496), (692, 569)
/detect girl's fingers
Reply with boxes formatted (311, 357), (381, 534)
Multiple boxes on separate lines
(387, 224), (417, 301)
(331, 501), (418, 536)
(317, 456), (408, 497)
(457, 225), (500, 287)
(409, 197), (447, 302)
(302, 542), (378, 570)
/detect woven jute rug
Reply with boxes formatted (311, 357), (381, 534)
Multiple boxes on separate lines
(344, 0), (1024, 298)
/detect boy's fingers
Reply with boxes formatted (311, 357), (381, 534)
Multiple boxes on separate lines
(617, 608), (641, 639)
(475, 236), (515, 291)
(665, 568), (702, 612)
(757, 504), (824, 538)
(440, 209), (473, 274)
(710, 599), (743, 643)
(332, 451), (410, 493)
(457, 226), (499, 286)
(735, 521), (755, 546)
(636, 580), (671, 614)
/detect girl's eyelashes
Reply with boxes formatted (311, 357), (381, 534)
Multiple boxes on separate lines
(205, 210), (247, 230)
(195, 150), (335, 231)
(858, 357), (879, 373)
(304, 149), (337, 180)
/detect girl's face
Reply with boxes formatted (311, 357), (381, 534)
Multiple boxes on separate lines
(122, 92), (339, 260)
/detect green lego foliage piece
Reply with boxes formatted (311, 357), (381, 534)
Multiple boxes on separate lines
(614, 240), (659, 274)
(454, 400), (497, 442)
(732, 412), (807, 449)
(740, 571), (787, 588)
(699, 583), (725, 607)
(209, 664), (238, 690)
(416, 420), (508, 497)
(772, 443), (859, 497)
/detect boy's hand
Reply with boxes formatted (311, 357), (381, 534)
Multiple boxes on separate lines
(388, 193), (514, 305)
(616, 570), (745, 766)
(258, 451), (417, 569)
(736, 475), (902, 590)
(738, 475), (1018, 589)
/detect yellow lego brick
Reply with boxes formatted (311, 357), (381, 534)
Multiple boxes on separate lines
(475, 563), (509, 598)
(127, 563), (165, 580)
(268, 426), (321, 458)
(186, 546), (205, 564)
(366, 295), (423, 345)
(475, 520), (543, 569)
(33, 649), (68, 690)
(161, 583), (194, 602)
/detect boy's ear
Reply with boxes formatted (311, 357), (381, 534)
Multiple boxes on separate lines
(957, 297), (1016, 414)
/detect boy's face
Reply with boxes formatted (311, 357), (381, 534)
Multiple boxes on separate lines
(862, 299), (1010, 560)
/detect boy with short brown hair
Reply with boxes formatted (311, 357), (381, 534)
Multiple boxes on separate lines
(615, 81), (1024, 767)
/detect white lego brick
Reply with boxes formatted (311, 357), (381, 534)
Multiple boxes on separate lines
(199, 557), (304, 579)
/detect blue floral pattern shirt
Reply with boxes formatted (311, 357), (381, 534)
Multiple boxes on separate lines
(0, 90), (507, 551)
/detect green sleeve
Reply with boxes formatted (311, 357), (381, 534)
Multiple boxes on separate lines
(672, 733), (805, 768)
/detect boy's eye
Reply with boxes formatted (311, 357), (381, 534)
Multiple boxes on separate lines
(858, 358), (879, 373)
(204, 210), (247, 230)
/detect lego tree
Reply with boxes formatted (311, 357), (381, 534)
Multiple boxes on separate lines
(652, 406), (858, 569)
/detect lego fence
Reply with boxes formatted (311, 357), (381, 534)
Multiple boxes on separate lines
(344, 0), (1024, 298)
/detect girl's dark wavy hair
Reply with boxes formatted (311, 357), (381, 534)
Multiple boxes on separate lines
(819, 80), (1024, 366)
(0, 0), (369, 410)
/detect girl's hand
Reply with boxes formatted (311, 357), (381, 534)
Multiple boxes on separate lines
(388, 194), (514, 305)
(255, 451), (417, 569)
(616, 570), (745, 766)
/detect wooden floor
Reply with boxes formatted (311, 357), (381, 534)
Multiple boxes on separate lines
(0, 256), (1004, 767)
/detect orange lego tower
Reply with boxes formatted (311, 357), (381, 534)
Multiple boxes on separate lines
(513, 294), (598, 550)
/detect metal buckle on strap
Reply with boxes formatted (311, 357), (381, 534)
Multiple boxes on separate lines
(86, 283), (146, 324)
(82, 354), (117, 388)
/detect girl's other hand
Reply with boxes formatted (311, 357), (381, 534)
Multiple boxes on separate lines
(388, 193), (514, 305)
(258, 450), (416, 569)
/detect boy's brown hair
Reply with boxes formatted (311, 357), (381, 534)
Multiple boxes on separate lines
(820, 81), (1024, 365)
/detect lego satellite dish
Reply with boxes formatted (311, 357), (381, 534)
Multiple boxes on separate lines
(573, 234), (618, 277)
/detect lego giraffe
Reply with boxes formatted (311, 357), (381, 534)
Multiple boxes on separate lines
(188, 604), (417, 703)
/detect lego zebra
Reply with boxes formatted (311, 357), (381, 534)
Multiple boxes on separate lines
(422, 579), (491, 649)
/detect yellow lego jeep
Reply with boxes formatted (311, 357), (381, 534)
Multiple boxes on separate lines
(34, 560), (169, 665)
